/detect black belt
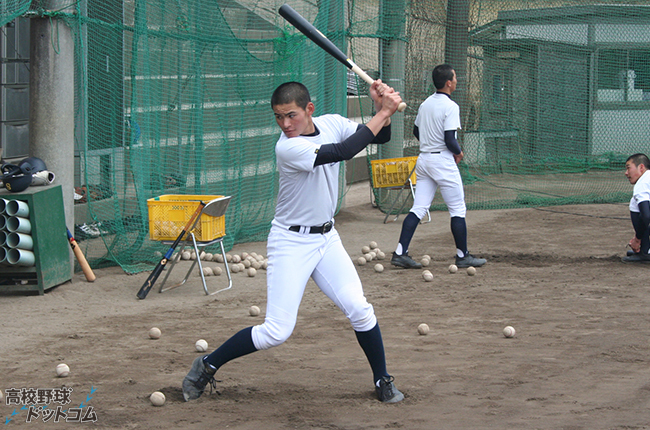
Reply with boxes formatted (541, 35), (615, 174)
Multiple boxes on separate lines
(422, 151), (441, 154)
(288, 221), (333, 234)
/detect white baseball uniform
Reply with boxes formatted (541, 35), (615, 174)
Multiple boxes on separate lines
(630, 170), (650, 213)
(410, 93), (466, 219)
(251, 114), (377, 351)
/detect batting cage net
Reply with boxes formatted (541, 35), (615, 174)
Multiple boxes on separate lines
(4, 0), (649, 272)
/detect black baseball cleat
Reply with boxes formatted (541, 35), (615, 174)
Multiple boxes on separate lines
(621, 252), (650, 263)
(455, 253), (487, 268)
(391, 252), (422, 269)
(182, 355), (217, 401)
(375, 375), (404, 403)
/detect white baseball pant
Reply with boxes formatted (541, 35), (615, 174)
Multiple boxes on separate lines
(410, 150), (466, 219)
(251, 225), (377, 350)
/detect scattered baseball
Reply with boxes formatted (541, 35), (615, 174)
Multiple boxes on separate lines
(249, 305), (261, 316)
(467, 266), (477, 276)
(448, 264), (458, 274)
(422, 270), (434, 282)
(376, 250), (385, 260)
(148, 327), (161, 339)
(262, 260), (268, 269)
(361, 245), (371, 254)
(56, 363), (70, 377)
(422, 254), (431, 260)
(374, 263), (384, 273)
(417, 323), (430, 335)
(369, 241), (378, 249)
(251, 261), (261, 270)
(231, 264), (240, 273)
(421, 257), (430, 267)
(204, 252), (213, 261)
(199, 251), (206, 260)
(241, 252), (249, 259)
(181, 251), (191, 260)
(213, 266), (223, 276)
(232, 254), (241, 263)
(195, 339), (209, 352)
(190, 252), (197, 260)
(0, 387), (3, 402)
(202, 267), (213, 276)
(357, 256), (367, 266)
(242, 259), (251, 268)
(247, 267), (257, 277)
(503, 326), (516, 338)
(150, 391), (166, 407)
(214, 253), (224, 263)
(225, 253), (232, 262)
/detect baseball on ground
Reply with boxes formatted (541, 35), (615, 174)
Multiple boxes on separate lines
(213, 266), (222, 276)
(376, 250), (385, 260)
(195, 339), (209, 352)
(202, 267), (213, 276)
(422, 270), (434, 282)
(357, 256), (367, 266)
(249, 305), (261, 316)
(467, 266), (477, 276)
(417, 323), (430, 335)
(369, 241), (378, 249)
(247, 267), (257, 277)
(56, 363), (70, 377)
(448, 264), (458, 273)
(421, 257), (430, 267)
(503, 326), (516, 338)
(374, 263), (384, 273)
(150, 391), (166, 406)
(148, 327), (161, 339)
(361, 245), (371, 254)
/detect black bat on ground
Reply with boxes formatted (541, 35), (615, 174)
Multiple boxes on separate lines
(136, 201), (205, 300)
(279, 4), (406, 112)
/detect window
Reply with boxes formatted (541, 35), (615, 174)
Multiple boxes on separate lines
(597, 48), (650, 102)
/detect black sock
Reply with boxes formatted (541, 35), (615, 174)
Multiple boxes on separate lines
(397, 212), (421, 255)
(450, 216), (468, 256)
(204, 326), (257, 371)
(355, 323), (388, 384)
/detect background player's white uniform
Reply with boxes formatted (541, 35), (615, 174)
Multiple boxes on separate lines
(630, 170), (650, 213)
(410, 93), (465, 220)
(251, 114), (377, 350)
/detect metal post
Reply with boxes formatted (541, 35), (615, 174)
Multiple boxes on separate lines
(29, 1), (76, 274)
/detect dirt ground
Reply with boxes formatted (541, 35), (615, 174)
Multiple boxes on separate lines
(1, 181), (649, 430)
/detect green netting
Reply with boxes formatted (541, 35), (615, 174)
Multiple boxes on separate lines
(1, 0), (30, 27)
(5, 0), (650, 273)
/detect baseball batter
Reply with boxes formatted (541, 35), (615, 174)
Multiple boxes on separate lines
(391, 64), (486, 270)
(182, 81), (404, 403)
(622, 153), (650, 263)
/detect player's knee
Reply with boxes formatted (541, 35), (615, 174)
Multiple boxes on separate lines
(448, 203), (466, 218)
(410, 207), (428, 220)
(348, 305), (377, 332)
(252, 319), (295, 350)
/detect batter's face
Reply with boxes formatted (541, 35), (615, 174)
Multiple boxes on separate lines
(273, 101), (315, 138)
(625, 160), (646, 184)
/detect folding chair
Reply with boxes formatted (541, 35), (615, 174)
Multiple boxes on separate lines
(370, 156), (431, 224)
(157, 196), (233, 295)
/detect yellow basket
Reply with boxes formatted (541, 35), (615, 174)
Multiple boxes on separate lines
(147, 195), (226, 242)
(370, 156), (418, 188)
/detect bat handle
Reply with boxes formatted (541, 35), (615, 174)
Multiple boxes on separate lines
(349, 64), (407, 112)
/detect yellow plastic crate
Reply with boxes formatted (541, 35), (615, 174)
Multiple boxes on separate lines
(370, 156), (418, 188)
(147, 195), (226, 242)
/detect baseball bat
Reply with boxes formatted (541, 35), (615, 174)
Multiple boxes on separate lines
(279, 4), (407, 112)
(136, 201), (205, 300)
(66, 228), (96, 282)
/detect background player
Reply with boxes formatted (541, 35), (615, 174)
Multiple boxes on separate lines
(391, 64), (486, 270)
(182, 80), (405, 403)
(622, 153), (650, 263)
